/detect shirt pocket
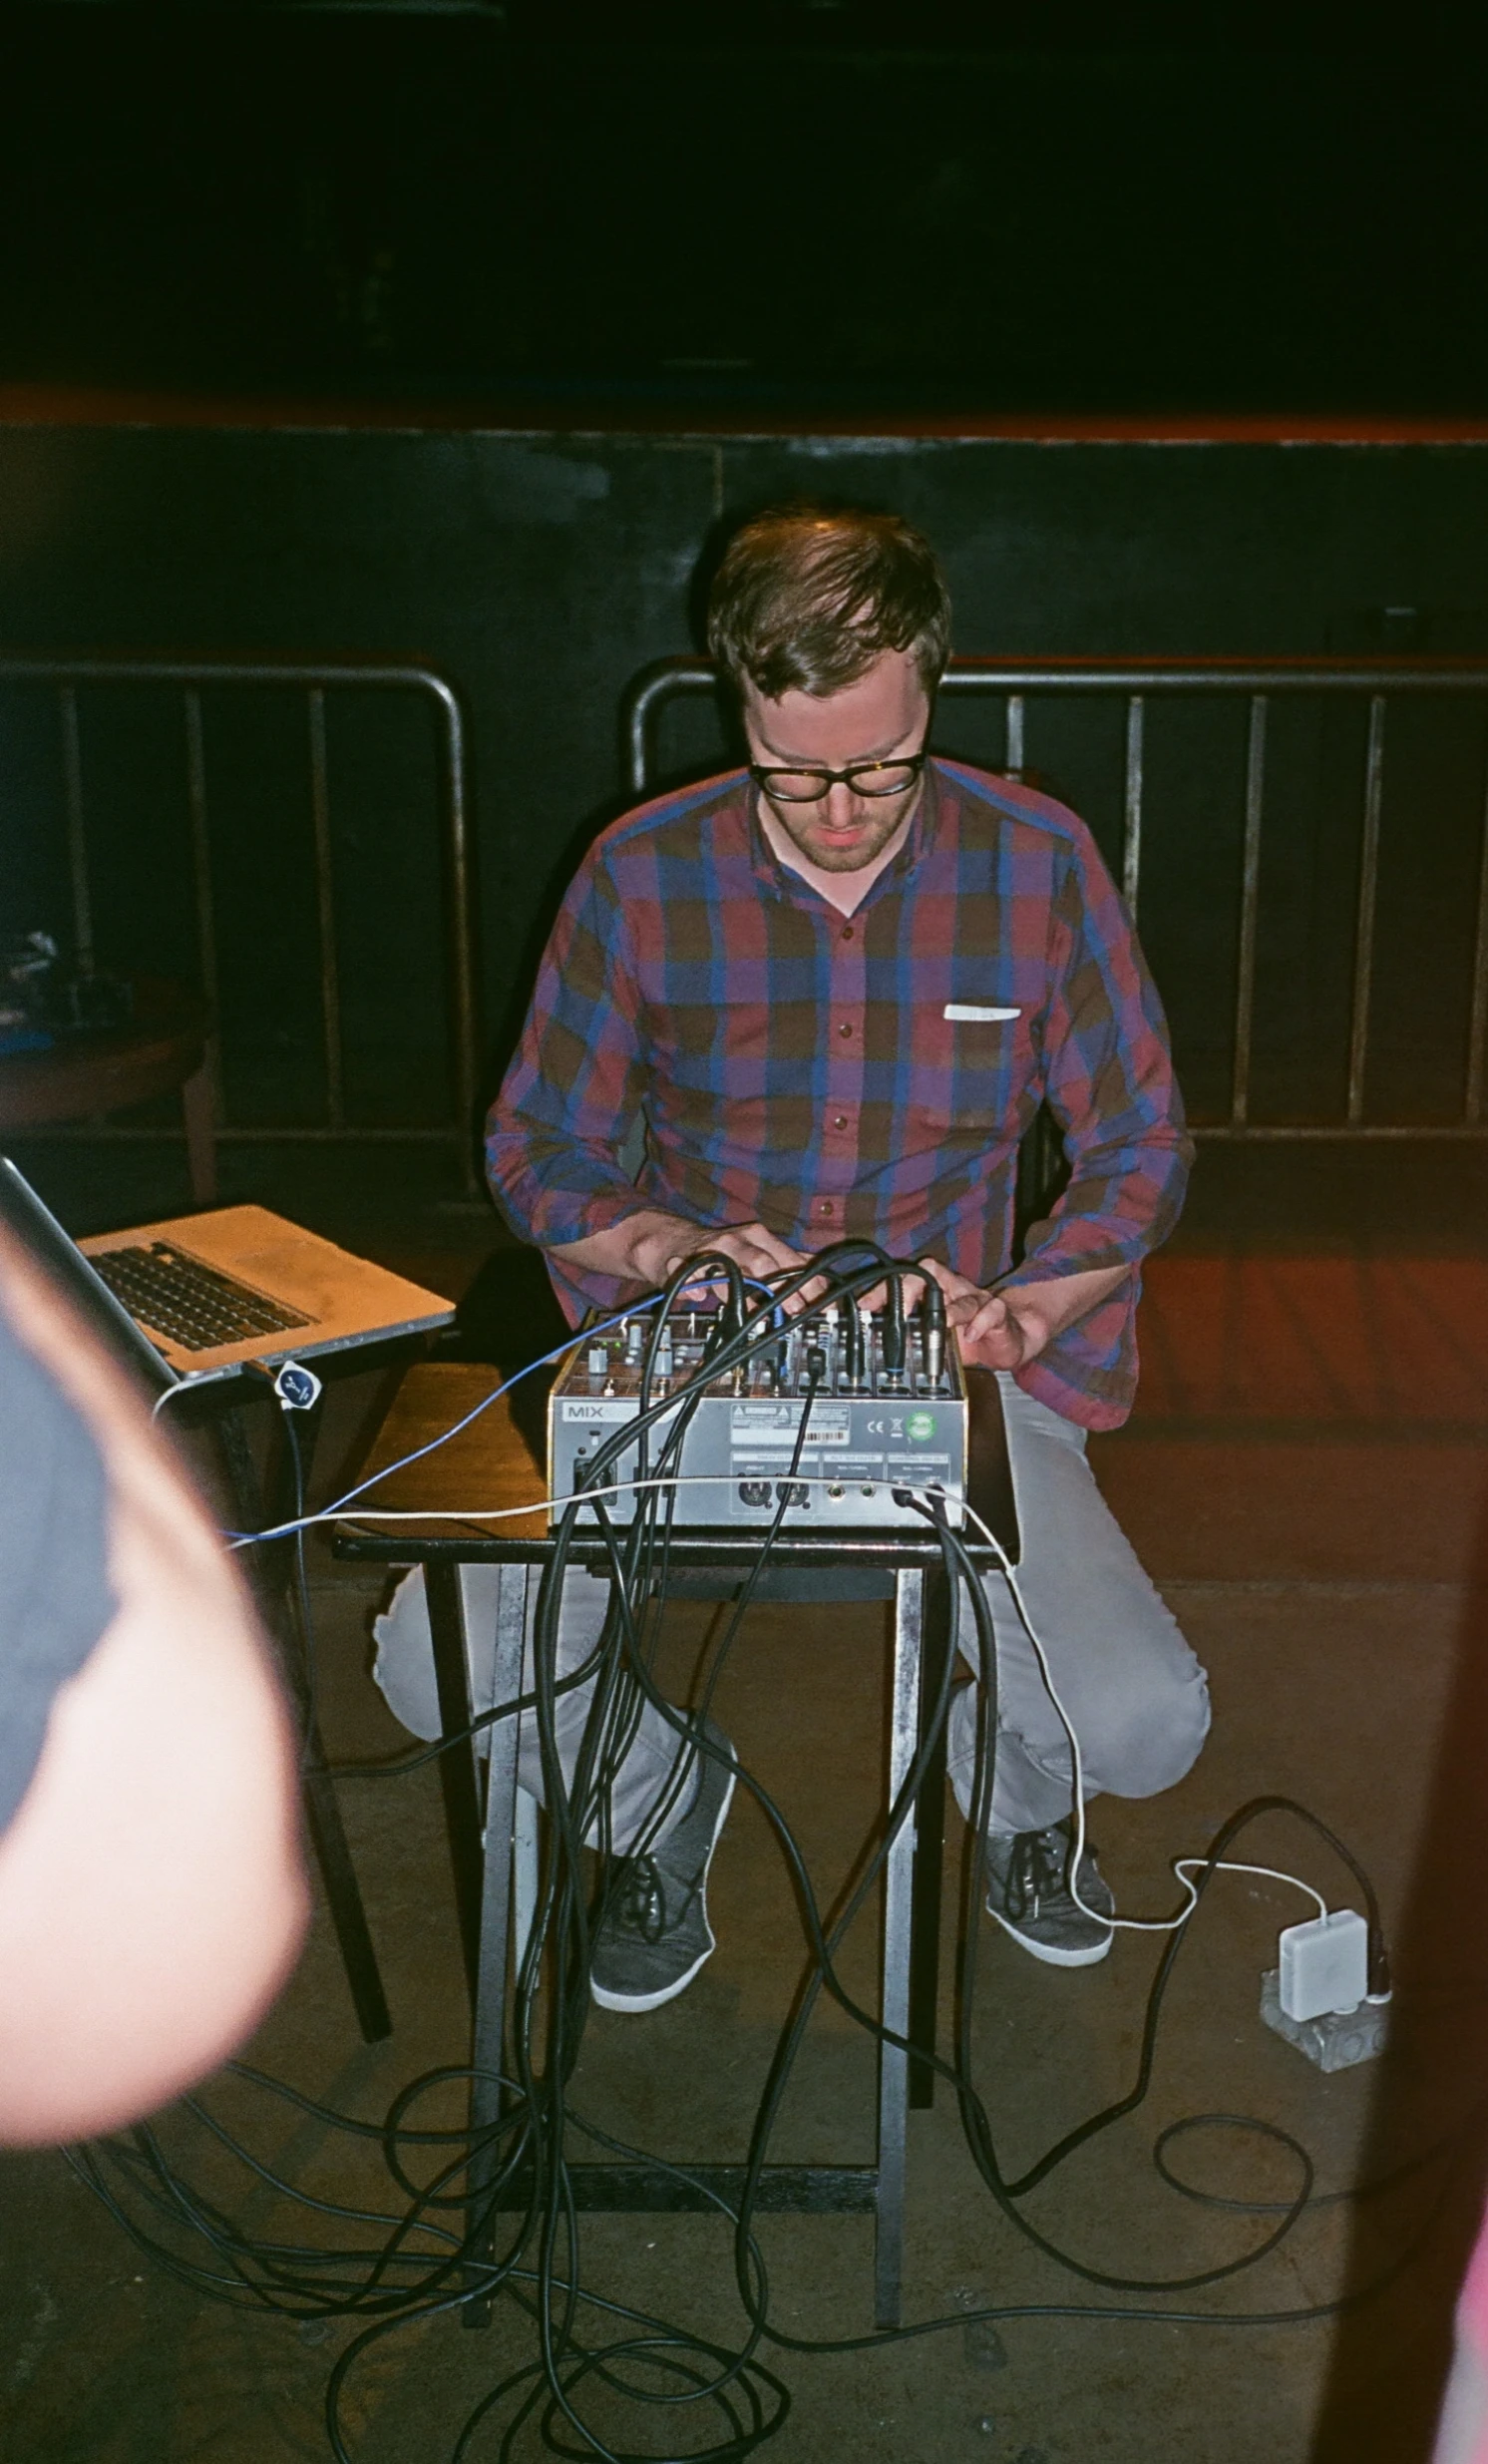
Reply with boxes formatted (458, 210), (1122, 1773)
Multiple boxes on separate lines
(907, 997), (1029, 1133)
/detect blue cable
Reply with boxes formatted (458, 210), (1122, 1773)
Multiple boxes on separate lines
(233, 1306), (640, 1546)
(235, 1269), (782, 1547)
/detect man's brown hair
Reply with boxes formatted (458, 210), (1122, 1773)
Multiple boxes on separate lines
(706, 505), (952, 701)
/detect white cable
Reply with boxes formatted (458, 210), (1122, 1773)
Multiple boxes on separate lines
(218, 1250), (1331, 1944)
(229, 1468), (940, 1546)
(958, 1499), (1328, 1937)
(1172, 1859), (1326, 1923)
(242, 1451), (1334, 1940)
(234, 1273), (781, 1546)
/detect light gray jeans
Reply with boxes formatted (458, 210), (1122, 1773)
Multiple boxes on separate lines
(371, 1375), (1209, 1852)
(373, 1558), (696, 1856)
(946, 1374), (1209, 1834)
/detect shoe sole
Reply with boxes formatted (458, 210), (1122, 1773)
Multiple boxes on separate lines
(989, 1907), (1114, 1968)
(590, 1943), (714, 2014)
(590, 1761), (736, 2014)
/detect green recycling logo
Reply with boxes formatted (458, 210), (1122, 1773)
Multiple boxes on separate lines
(906, 1411), (937, 1443)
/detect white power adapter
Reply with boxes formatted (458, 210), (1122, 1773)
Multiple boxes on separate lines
(1279, 1908), (1369, 2022)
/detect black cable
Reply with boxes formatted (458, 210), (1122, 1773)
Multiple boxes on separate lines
(499, 1312), (834, 2459)
(62, 1249), (1467, 2464)
(533, 1378), (1447, 2335)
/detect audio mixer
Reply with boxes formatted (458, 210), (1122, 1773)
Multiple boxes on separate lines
(547, 1296), (968, 1530)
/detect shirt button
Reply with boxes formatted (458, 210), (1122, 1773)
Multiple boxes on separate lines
(819, 1200), (834, 1216)
(832, 1113), (848, 1129)
(841, 925), (855, 942)
(837, 1021), (853, 1038)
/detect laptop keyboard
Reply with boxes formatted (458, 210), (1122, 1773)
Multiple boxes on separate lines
(92, 1242), (313, 1353)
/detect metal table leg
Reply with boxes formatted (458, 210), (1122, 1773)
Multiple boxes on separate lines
(463, 1562), (530, 2328)
(426, 1560), (487, 2009)
(909, 1562), (952, 2108)
(514, 1791), (540, 1972)
(875, 1566), (923, 2333)
(218, 1406), (391, 2043)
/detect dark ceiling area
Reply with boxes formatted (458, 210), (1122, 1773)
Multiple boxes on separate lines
(3, 4), (1482, 416)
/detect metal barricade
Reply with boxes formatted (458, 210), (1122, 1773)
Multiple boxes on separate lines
(0, 655), (479, 1183)
(621, 654), (1488, 1140)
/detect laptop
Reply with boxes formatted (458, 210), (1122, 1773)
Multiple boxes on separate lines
(0, 1155), (455, 1396)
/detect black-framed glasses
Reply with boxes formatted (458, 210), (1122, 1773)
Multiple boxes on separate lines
(749, 751), (927, 804)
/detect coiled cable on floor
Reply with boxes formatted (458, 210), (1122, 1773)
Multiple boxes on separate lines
(61, 1248), (1477, 2463)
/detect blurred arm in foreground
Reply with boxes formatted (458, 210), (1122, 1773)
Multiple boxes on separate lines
(0, 1221), (308, 2145)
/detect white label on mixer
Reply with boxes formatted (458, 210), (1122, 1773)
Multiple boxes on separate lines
(560, 1400), (636, 1423)
(730, 1404), (851, 1446)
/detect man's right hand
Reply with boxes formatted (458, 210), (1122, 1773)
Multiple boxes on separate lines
(551, 1209), (814, 1303)
(632, 1213), (812, 1293)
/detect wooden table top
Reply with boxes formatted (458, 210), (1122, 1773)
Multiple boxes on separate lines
(344, 1361), (551, 1545)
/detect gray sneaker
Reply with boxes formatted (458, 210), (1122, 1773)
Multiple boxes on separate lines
(984, 1819), (1115, 1968)
(589, 1717), (736, 2013)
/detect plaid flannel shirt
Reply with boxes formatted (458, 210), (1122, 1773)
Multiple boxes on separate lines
(487, 758), (1191, 1430)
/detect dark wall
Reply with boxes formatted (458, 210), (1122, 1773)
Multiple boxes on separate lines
(3, 418), (1487, 1122)
(6, 11), (1486, 417)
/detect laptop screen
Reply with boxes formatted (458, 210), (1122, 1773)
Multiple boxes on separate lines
(0, 1156), (178, 1398)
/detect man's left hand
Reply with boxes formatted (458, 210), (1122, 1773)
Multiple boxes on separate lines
(921, 1257), (1129, 1372)
(922, 1261), (1044, 1370)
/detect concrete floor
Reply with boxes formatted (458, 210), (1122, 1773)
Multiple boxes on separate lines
(3, 1135), (1488, 2464)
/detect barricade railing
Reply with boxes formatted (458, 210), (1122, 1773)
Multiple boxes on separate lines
(622, 654), (1488, 1139)
(0, 654), (479, 1182)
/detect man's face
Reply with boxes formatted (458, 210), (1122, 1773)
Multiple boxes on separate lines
(741, 647), (930, 875)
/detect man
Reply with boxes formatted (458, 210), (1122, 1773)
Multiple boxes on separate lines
(473, 505), (1208, 2010)
(0, 1219), (307, 2143)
